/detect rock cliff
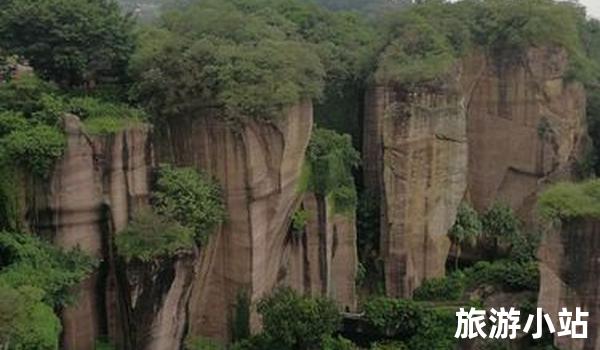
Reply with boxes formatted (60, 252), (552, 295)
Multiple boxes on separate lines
(282, 192), (358, 312)
(363, 47), (586, 297)
(464, 47), (586, 219)
(538, 220), (600, 350)
(362, 76), (468, 298)
(155, 102), (315, 342)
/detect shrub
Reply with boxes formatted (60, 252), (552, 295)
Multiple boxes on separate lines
(413, 275), (465, 302)
(538, 180), (600, 221)
(305, 128), (360, 215)
(185, 337), (223, 350)
(363, 297), (425, 338)
(0, 125), (66, 177)
(0, 111), (28, 137)
(0, 0), (135, 86)
(257, 287), (341, 349)
(321, 336), (358, 350)
(481, 202), (520, 244)
(291, 208), (309, 233)
(0, 72), (58, 116)
(115, 209), (195, 262)
(0, 231), (96, 306)
(448, 202), (482, 268)
(0, 284), (61, 350)
(466, 260), (539, 292)
(152, 165), (226, 242)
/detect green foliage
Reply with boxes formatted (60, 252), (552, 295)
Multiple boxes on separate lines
(291, 208), (309, 233)
(305, 128), (359, 214)
(370, 342), (408, 350)
(256, 287), (341, 349)
(538, 180), (600, 221)
(185, 337), (223, 350)
(363, 298), (457, 349)
(131, 0), (377, 122)
(413, 275), (465, 302)
(363, 297), (424, 338)
(321, 336), (357, 350)
(0, 111), (28, 137)
(375, 11), (456, 85)
(375, 0), (596, 85)
(0, 0), (135, 86)
(466, 260), (539, 292)
(0, 125), (66, 177)
(115, 209), (195, 262)
(481, 202), (520, 242)
(0, 285), (61, 350)
(0, 231), (96, 306)
(449, 203), (482, 246)
(152, 165), (226, 242)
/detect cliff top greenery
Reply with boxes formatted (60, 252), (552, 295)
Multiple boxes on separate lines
(375, 0), (599, 85)
(538, 179), (600, 221)
(130, 0), (378, 122)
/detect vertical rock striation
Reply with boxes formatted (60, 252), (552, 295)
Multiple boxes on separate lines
(155, 101), (314, 342)
(538, 220), (600, 350)
(464, 47), (586, 219)
(282, 193), (358, 312)
(362, 75), (468, 297)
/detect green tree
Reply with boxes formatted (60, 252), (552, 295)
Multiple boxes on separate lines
(0, 0), (135, 87)
(257, 287), (341, 349)
(448, 203), (482, 269)
(481, 202), (520, 254)
(152, 165), (226, 242)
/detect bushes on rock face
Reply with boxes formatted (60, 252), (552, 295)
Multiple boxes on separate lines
(413, 275), (465, 302)
(0, 231), (95, 349)
(115, 209), (195, 262)
(538, 180), (600, 221)
(362, 297), (458, 349)
(116, 165), (225, 262)
(304, 128), (360, 215)
(257, 287), (341, 349)
(153, 165), (226, 242)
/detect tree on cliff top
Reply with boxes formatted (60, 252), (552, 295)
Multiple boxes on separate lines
(130, 0), (377, 122)
(0, 0), (135, 87)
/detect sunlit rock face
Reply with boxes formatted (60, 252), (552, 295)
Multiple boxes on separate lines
(32, 114), (153, 350)
(364, 46), (586, 298)
(155, 101), (314, 342)
(282, 192), (358, 312)
(538, 220), (600, 350)
(464, 47), (586, 220)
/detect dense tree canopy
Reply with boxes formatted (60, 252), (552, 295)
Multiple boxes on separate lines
(0, 0), (135, 87)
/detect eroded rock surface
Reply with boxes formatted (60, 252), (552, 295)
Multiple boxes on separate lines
(155, 102), (314, 341)
(363, 78), (468, 297)
(464, 48), (586, 219)
(538, 220), (600, 350)
(282, 192), (358, 311)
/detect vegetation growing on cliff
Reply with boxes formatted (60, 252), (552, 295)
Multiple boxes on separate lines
(538, 179), (600, 221)
(304, 128), (360, 215)
(130, 0), (377, 122)
(0, 231), (95, 349)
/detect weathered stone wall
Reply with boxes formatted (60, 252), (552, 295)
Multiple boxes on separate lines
(538, 220), (600, 350)
(282, 193), (358, 312)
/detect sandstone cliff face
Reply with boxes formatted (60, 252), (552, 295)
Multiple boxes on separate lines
(282, 193), (358, 311)
(538, 220), (600, 350)
(363, 47), (586, 297)
(155, 102), (314, 341)
(363, 79), (468, 298)
(464, 47), (586, 219)
(32, 115), (154, 350)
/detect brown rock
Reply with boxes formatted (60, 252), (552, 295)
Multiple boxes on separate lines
(362, 77), (468, 297)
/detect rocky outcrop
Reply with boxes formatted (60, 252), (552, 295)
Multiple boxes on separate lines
(363, 47), (586, 298)
(538, 220), (600, 350)
(155, 101), (314, 342)
(282, 193), (358, 312)
(362, 77), (468, 297)
(32, 115), (154, 350)
(464, 47), (586, 219)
